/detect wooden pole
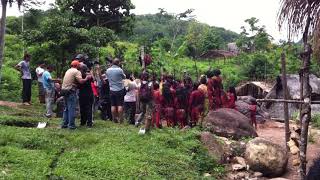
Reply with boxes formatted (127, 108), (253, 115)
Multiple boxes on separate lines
(194, 58), (199, 80)
(0, 0), (8, 85)
(141, 46), (146, 73)
(299, 12), (312, 179)
(257, 99), (320, 104)
(281, 53), (290, 151)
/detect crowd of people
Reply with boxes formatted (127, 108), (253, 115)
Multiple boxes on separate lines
(15, 53), (257, 133)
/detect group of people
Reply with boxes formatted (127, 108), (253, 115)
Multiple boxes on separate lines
(15, 53), (257, 132)
(132, 69), (240, 133)
(16, 55), (59, 119)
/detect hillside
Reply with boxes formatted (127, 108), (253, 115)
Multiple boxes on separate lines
(122, 14), (239, 51)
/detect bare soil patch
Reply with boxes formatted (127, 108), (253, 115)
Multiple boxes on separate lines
(257, 120), (320, 179)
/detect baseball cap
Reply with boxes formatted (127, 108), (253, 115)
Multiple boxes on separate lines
(71, 60), (80, 67)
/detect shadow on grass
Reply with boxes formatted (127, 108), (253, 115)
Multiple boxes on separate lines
(1, 120), (38, 128)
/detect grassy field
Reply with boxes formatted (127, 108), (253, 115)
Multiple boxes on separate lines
(0, 105), (224, 179)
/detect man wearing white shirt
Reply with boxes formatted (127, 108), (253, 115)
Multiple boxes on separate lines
(36, 62), (46, 104)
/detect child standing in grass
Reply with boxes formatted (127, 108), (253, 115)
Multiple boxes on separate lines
(189, 83), (205, 127)
(152, 82), (162, 128)
(198, 76), (209, 121)
(162, 83), (176, 127)
(175, 85), (188, 128)
(138, 72), (153, 134)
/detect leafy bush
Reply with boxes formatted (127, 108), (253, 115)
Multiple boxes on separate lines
(0, 66), (21, 102)
(191, 145), (224, 176)
(241, 53), (274, 80)
(311, 113), (320, 128)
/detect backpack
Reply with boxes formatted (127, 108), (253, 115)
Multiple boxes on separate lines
(139, 81), (152, 102)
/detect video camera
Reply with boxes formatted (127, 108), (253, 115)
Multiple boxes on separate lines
(75, 53), (94, 70)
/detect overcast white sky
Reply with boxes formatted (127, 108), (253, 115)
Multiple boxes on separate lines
(5, 0), (292, 42)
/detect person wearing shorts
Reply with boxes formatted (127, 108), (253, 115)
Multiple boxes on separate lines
(106, 58), (125, 123)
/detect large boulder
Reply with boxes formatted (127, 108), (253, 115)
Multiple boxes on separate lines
(245, 137), (288, 177)
(200, 132), (226, 163)
(203, 108), (258, 140)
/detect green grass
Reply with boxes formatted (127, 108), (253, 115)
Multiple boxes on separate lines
(0, 105), (224, 179)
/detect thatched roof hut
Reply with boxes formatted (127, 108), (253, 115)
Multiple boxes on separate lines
(236, 81), (272, 99)
(262, 74), (320, 120)
(199, 50), (237, 59)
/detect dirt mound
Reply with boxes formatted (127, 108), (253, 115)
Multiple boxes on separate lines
(0, 101), (21, 108)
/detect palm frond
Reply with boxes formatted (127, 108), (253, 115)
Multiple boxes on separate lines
(278, 0), (320, 60)
(278, 0), (320, 37)
(7, 0), (23, 8)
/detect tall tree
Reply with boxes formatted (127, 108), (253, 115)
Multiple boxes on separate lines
(23, 11), (116, 76)
(56, 0), (135, 33)
(169, 9), (195, 52)
(0, 0), (22, 84)
(278, 0), (320, 178)
(236, 17), (271, 52)
(0, 0), (40, 84)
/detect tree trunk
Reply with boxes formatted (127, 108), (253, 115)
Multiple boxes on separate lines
(0, 0), (8, 85)
(170, 20), (180, 52)
(281, 53), (290, 151)
(140, 46), (146, 73)
(194, 58), (199, 80)
(256, 99), (320, 104)
(299, 15), (312, 179)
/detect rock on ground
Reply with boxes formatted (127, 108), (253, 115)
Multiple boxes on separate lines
(203, 108), (258, 140)
(245, 137), (288, 177)
(236, 99), (270, 123)
(200, 132), (226, 163)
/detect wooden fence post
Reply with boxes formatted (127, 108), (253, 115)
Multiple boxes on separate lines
(281, 53), (290, 151)
(140, 46), (146, 73)
(299, 14), (313, 178)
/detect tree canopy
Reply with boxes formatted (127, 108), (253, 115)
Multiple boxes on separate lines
(236, 17), (272, 52)
(278, 0), (320, 62)
(22, 9), (117, 76)
(56, 0), (135, 33)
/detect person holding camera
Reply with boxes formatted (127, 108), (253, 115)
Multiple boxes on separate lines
(61, 60), (92, 130)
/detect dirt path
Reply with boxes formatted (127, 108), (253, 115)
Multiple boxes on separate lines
(257, 120), (320, 180)
(0, 100), (21, 108)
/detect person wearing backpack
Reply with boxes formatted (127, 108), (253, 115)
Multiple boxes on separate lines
(189, 82), (205, 127)
(99, 74), (112, 121)
(138, 72), (153, 134)
(78, 64), (94, 128)
(162, 82), (176, 127)
(175, 84), (189, 128)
